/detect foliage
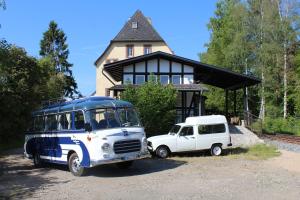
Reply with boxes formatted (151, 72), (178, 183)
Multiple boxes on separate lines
(201, 0), (300, 121)
(229, 144), (280, 160)
(40, 21), (78, 97)
(263, 117), (300, 136)
(0, 40), (44, 144)
(121, 78), (178, 137)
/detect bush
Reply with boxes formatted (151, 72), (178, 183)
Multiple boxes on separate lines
(121, 78), (178, 137)
(263, 117), (300, 136)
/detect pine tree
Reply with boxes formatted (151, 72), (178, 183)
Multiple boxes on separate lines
(40, 21), (78, 97)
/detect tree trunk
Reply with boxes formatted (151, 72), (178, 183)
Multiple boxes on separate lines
(283, 45), (287, 118)
(259, 0), (265, 120)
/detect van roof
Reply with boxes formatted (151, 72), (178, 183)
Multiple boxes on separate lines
(182, 115), (227, 125)
(33, 96), (133, 115)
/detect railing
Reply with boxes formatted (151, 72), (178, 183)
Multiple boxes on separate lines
(243, 111), (263, 136)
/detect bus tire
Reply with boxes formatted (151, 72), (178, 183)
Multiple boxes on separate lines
(33, 152), (43, 168)
(68, 152), (86, 176)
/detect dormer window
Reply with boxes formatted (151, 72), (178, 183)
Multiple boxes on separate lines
(126, 45), (134, 58)
(132, 21), (138, 29)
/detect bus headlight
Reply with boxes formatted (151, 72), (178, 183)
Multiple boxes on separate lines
(101, 143), (110, 152)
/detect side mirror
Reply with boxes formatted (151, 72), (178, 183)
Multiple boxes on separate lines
(84, 123), (92, 132)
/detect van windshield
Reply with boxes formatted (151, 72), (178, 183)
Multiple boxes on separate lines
(169, 125), (181, 135)
(86, 108), (141, 130)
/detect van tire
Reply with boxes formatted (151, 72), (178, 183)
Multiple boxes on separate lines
(116, 161), (133, 169)
(211, 144), (222, 156)
(68, 152), (86, 176)
(33, 152), (43, 168)
(156, 146), (169, 158)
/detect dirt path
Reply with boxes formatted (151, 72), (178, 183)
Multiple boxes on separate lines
(1, 149), (300, 200)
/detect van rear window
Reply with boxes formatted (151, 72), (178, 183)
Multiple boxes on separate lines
(198, 124), (226, 134)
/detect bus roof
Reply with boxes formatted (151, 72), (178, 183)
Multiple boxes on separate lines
(33, 96), (133, 115)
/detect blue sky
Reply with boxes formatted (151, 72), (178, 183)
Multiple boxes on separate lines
(0, 0), (218, 96)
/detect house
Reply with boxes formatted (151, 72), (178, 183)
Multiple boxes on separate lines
(95, 10), (260, 122)
(95, 10), (172, 97)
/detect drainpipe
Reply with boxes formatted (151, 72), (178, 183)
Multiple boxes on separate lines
(101, 68), (116, 86)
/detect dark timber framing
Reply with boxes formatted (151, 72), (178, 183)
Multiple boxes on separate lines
(104, 51), (261, 122)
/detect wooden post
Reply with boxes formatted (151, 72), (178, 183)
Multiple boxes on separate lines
(234, 90), (237, 116)
(225, 89), (228, 118)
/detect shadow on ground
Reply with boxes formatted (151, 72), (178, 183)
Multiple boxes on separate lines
(229, 125), (243, 134)
(0, 149), (69, 200)
(86, 158), (186, 177)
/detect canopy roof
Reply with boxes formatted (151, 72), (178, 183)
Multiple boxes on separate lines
(109, 84), (208, 92)
(104, 51), (260, 90)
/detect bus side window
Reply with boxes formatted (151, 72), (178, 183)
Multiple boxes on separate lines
(45, 115), (58, 131)
(74, 111), (85, 130)
(58, 113), (71, 130)
(34, 116), (44, 132)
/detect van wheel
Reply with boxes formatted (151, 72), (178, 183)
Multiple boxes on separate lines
(68, 153), (86, 176)
(156, 146), (169, 158)
(33, 153), (43, 168)
(211, 144), (222, 156)
(116, 161), (133, 169)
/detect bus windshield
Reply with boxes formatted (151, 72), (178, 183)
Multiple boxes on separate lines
(86, 108), (141, 130)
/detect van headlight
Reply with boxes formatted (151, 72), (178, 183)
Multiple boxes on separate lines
(101, 143), (110, 152)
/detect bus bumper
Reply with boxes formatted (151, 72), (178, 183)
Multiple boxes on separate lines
(89, 152), (150, 167)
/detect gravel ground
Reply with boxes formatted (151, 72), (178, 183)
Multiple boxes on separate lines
(264, 138), (300, 153)
(1, 148), (300, 200)
(230, 125), (264, 147)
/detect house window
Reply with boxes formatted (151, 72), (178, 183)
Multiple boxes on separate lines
(132, 22), (138, 29)
(135, 75), (145, 85)
(172, 75), (181, 84)
(126, 45), (134, 58)
(105, 88), (110, 97)
(123, 74), (133, 84)
(144, 45), (152, 55)
(160, 75), (169, 84)
(183, 75), (194, 84)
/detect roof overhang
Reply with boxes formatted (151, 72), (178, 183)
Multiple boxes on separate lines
(109, 84), (208, 92)
(103, 51), (261, 90)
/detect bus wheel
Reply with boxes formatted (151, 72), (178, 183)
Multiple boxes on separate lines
(116, 161), (133, 169)
(68, 153), (86, 176)
(33, 153), (43, 168)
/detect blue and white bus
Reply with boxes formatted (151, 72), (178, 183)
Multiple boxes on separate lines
(24, 96), (149, 176)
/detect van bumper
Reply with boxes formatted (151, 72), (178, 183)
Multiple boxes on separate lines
(89, 152), (150, 167)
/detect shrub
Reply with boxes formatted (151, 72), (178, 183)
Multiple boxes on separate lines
(263, 117), (300, 135)
(121, 78), (178, 137)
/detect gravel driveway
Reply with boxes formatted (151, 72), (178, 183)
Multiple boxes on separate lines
(1, 148), (300, 200)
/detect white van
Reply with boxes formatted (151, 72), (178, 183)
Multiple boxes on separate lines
(147, 115), (232, 158)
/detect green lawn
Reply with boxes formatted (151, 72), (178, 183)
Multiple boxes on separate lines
(228, 144), (281, 160)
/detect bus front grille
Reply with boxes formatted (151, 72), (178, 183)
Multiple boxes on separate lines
(113, 139), (141, 154)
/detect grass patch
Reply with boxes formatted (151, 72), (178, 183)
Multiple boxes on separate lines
(228, 144), (281, 160)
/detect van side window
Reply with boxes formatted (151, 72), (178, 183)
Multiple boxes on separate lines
(45, 115), (58, 131)
(58, 113), (72, 130)
(179, 126), (194, 136)
(74, 111), (85, 130)
(34, 116), (44, 132)
(198, 124), (226, 134)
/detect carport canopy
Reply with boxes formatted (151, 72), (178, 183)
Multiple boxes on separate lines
(103, 51), (261, 90)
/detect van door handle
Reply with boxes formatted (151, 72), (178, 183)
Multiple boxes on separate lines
(190, 136), (195, 139)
